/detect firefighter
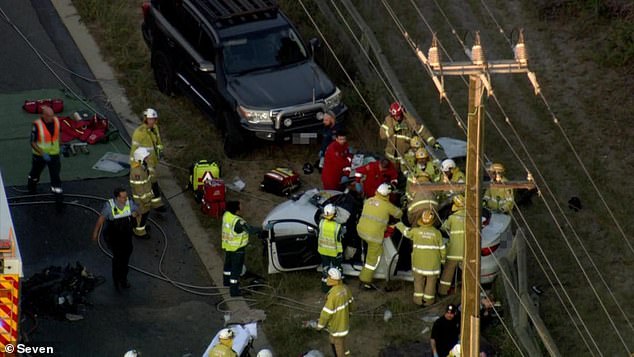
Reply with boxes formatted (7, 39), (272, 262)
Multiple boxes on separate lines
(438, 159), (465, 206)
(129, 148), (154, 238)
(321, 131), (352, 190)
(357, 183), (402, 289)
(316, 268), (354, 357)
(208, 328), (238, 357)
(395, 210), (446, 306)
(405, 172), (438, 226)
(354, 158), (398, 198)
(416, 147), (440, 182)
(92, 187), (139, 291)
(130, 108), (165, 211)
(222, 201), (259, 297)
(439, 195), (466, 296)
(402, 136), (423, 175)
(318, 204), (346, 292)
(483, 162), (515, 213)
(27, 106), (63, 198)
(380, 102), (439, 170)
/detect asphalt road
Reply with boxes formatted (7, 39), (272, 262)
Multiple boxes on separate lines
(1, 1), (225, 355)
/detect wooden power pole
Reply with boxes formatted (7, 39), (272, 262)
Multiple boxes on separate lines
(427, 31), (531, 357)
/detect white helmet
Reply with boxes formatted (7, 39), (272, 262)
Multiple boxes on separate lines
(218, 328), (234, 340)
(327, 268), (342, 280)
(323, 204), (336, 218)
(133, 147), (150, 162)
(124, 350), (139, 357)
(449, 343), (461, 357)
(376, 183), (391, 196)
(257, 349), (273, 357)
(441, 159), (456, 172)
(143, 108), (158, 119)
(302, 351), (325, 357)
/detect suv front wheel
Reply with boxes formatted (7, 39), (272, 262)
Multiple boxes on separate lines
(151, 50), (176, 95)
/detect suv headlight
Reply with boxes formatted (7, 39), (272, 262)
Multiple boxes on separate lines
(238, 105), (272, 124)
(324, 87), (342, 111)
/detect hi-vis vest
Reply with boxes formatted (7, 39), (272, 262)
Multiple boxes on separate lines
(401, 225), (446, 275)
(221, 211), (249, 252)
(109, 198), (132, 219)
(32, 118), (60, 155)
(318, 219), (343, 257)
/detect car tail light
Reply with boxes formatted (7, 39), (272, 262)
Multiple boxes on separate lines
(481, 243), (499, 256)
(141, 2), (151, 19)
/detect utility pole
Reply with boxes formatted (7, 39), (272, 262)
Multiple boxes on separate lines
(426, 31), (531, 357)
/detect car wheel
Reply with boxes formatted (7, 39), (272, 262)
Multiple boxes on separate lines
(222, 111), (245, 158)
(152, 50), (176, 95)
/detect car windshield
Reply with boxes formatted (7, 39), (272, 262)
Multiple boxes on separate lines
(222, 26), (308, 75)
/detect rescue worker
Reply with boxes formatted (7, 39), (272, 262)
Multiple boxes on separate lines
(27, 106), (63, 197)
(130, 108), (165, 211)
(129, 147), (154, 238)
(222, 201), (259, 297)
(395, 210), (445, 306)
(316, 268), (354, 357)
(439, 195), (466, 296)
(405, 172), (438, 226)
(318, 204), (346, 292)
(415, 147), (440, 182)
(380, 102), (439, 170)
(92, 187), (139, 291)
(354, 158), (398, 198)
(357, 183), (402, 289)
(402, 136), (423, 175)
(430, 304), (460, 357)
(318, 110), (342, 171)
(321, 131), (352, 190)
(208, 328), (238, 357)
(438, 159), (465, 206)
(483, 162), (515, 213)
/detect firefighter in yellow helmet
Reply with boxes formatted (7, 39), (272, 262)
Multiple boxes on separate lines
(130, 108), (165, 211)
(318, 204), (346, 292)
(483, 163), (515, 213)
(208, 328), (238, 357)
(405, 172), (438, 226)
(316, 268), (354, 357)
(357, 183), (402, 289)
(129, 148), (154, 238)
(439, 194), (466, 296)
(402, 136), (423, 175)
(380, 102), (438, 170)
(438, 159), (465, 206)
(395, 210), (446, 306)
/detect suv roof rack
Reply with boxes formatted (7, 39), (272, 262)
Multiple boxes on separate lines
(194, 0), (278, 24)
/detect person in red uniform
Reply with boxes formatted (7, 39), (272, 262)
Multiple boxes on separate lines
(354, 158), (398, 198)
(321, 132), (352, 190)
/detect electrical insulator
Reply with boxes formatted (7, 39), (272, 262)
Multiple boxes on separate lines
(428, 35), (440, 68)
(471, 32), (485, 65)
(514, 29), (528, 66)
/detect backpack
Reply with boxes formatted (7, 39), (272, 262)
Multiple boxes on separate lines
(189, 160), (221, 196)
(201, 179), (226, 218)
(260, 167), (301, 196)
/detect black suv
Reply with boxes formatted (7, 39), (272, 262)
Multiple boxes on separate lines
(141, 0), (346, 157)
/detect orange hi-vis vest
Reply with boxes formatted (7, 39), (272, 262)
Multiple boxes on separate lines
(32, 118), (60, 155)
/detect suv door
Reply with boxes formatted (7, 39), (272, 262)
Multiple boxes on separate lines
(265, 219), (320, 272)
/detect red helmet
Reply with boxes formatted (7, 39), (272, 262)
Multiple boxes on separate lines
(389, 102), (403, 119)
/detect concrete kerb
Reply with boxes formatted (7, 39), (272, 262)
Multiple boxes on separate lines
(51, 0), (271, 353)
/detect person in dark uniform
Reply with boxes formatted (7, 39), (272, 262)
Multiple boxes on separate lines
(431, 304), (461, 357)
(27, 106), (63, 197)
(92, 187), (139, 291)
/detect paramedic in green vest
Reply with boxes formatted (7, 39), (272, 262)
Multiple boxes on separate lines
(483, 162), (515, 213)
(395, 210), (446, 306)
(129, 147), (154, 238)
(222, 201), (259, 297)
(357, 183), (402, 289)
(316, 268), (354, 357)
(318, 204), (346, 292)
(130, 108), (165, 211)
(27, 106), (63, 197)
(439, 194), (466, 296)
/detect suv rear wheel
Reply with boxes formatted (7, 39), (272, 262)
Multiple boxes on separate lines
(151, 50), (176, 95)
(222, 111), (245, 158)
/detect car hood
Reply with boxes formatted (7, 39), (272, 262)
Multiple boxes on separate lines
(227, 62), (336, 109)
(262, 189), (343, 227)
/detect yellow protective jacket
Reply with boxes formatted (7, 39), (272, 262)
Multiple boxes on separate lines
(441, 209), (466, 261)
(208, 343), (237, 357)
(380, 112), (435, 161)
(221, 212), (249, 252)
(318, 219), (343, 257)
(397, 223), (446, 275)
(484, 177), (515, 213)
(129, 162), (153, 214)
(357, 194), (402, 244)
(318, 283), (354, 337)
(130, 123), (163, 173)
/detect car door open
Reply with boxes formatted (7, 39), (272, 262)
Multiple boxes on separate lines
(265, 219), (320, 273)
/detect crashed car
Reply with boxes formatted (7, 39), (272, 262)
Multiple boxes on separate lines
(260, 137), (514, 284)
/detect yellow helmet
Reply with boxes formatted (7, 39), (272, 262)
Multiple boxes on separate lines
(452, 194), (465, 211)
(410, 136), (422, 149)
(416, 172), (431, 183)
(418, 210), (435, 226)
(490, 162), (505, 174)
(415, 148), (429, 160)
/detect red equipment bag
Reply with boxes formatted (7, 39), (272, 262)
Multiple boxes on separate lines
(201, 179), (226, 218)
(23, 98), (64, 114)
(260, 167), (301, 196)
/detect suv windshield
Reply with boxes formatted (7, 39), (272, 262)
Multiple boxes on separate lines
(222, 26), (308, 75)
